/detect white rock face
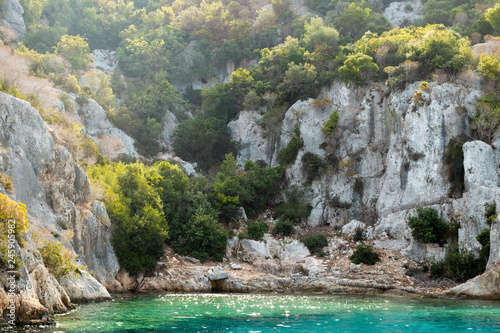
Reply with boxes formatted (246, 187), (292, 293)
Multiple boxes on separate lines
(0, 91), (119, 322)
(463, 141), (498, 191)
(383, 0), (424, 27)
(228, 110), (275, 167)
(207, 266), (229, 280)
(90, 50), (118, 72)
(1, 0), (26, 36)
(238, 239), (272, 262)
(229, 81), (494, 265)
(271, 240), (310, 262)
(162, 110), (178, 146)
(488, 217), (500, 270)
(342, 220), (366, 234)
(451, 262), (500, 298)
(76, 98), (139, 159)
(58, 274), (111, 301)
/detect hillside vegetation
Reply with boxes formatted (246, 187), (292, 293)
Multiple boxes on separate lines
(1, 0), (499, 274)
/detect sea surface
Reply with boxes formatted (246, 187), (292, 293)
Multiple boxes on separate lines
(4, 293), (500, 332)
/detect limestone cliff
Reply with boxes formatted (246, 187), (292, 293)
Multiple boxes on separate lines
(0, 91), (120, 324)
(229, 80), (500, 297)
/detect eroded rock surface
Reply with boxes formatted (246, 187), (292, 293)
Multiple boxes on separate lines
(0, 91), (118, 324)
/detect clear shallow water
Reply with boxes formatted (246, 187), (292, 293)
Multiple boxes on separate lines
(8, 293), (500, 332)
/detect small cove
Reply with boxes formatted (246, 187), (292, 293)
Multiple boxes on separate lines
(9, 293), (499, 332)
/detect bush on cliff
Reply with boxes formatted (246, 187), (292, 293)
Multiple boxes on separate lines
(407, 207), (449, 244)
(301, 234), (328, 256)
(350, 243), (380, 265)
(430, 243), (486, 282)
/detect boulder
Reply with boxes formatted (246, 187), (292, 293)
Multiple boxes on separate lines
(463, 141), (498, 192)
(238, 239), (272, 262)
(207, 266), (229, 281)
(58, 274), (112, 301)
(450, 262), (500, 298)
(342, 220), (366, 234)
(230, 264), (243, 270)
(383, 0), (424, 27)
(1, 0), (26, 36)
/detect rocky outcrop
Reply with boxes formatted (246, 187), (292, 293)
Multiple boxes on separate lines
(0, 91), (119, 324)
(450, 262), (500, 298)
(1, 0), (26, 36)
(229, 80), (500, 297)
(383, 0), (424, 27)
(75, 98), (139, 159)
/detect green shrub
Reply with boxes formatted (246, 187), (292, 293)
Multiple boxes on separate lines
(0, 173), (13, 193)
(39, 241), (82, 278)
(338, 53), (379, 86)
(353, 227), (366, 243)
(470, 96), (500, 144)
(90, 162), (168, 273)
(407, 207), (449, 244)
(485, 202), (497, 225)
(477, 228), (490, 261)
(54, 34), (92, 70)
(301, 234), (328, 256)
(301, 152), (323, 184)
(275, 185), (312, 224)
(322, 110), (339, 135)
(272, 219), (295, 237)
(430, 244), (486, 282)
(350, 243), (380, 265)
(278, 123), (304, 166)
(246, 220), (269, 240)
(174, 212), (228, 262)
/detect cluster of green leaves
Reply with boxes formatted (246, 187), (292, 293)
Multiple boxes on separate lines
(275, 185), (312, 224)
(0, 192), (28, 270)
(301, 234), (328, 256)
(272, 219), (295, 237)
(407, 207), (449, 244)
(351, 25), (472, 88)
(484, 202), (497, 225)
(322, 110), (339, 134)
(110, 78), (188, 155)
(301, 152), (324, 184)
(278, 124), (304, 166)
(89, 154), (285, 271)
(304, 1), (391, 43)
(424, 0), (498, 38)
(0, 173), (13, 193)
(0, 193), (29, 248)
(476, 228), (490, 260)
(39, 241), (82, 278)
(430, 243), (487, 282)
(89, 161), (169, 273)
(350, 243), (380, 265)
(212, 154), (284, 221)
(240, 220), (269, 240)
(471, 95), (500, 144)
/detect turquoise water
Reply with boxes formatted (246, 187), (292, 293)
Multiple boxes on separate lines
(11, 293), (500, 332)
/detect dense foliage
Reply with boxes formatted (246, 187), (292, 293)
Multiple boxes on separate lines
(301, 234), (328, 256)
(272, 219), (295, 237)
(0, 193), (29, 269)
(39, 240), (82, 278)
(245, 220), (269, 240)
(89, 154), (286, 271)
(430, 244), (487, 282)
(10, 0), (500, 275)
(275, 185), (312, 223)
(350, 243), (380, 265)
(407, 207), (449, 244)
